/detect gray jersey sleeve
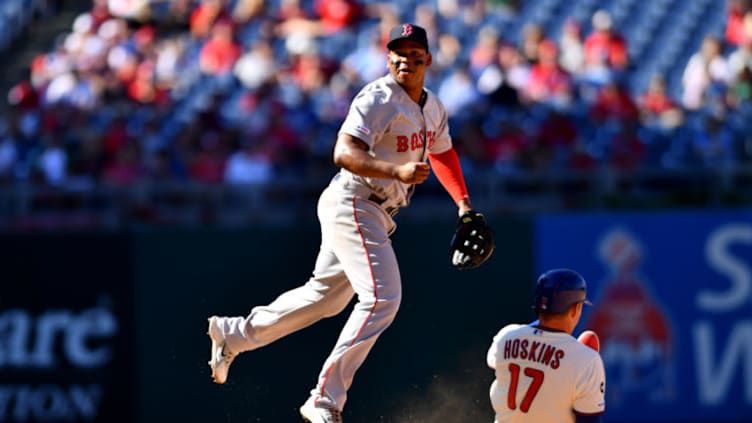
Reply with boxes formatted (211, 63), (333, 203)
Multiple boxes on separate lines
(339, 88), (393, 149)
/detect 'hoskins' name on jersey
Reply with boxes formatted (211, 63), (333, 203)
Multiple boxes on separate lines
(504, 338), (565, 369)
(396, 130), (436, 152)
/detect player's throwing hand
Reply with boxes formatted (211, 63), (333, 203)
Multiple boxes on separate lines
(397, 162), (430, 184)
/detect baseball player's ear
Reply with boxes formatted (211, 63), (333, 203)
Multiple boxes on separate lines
(426, 52), (433, 67)
(571, 302), (583, 317)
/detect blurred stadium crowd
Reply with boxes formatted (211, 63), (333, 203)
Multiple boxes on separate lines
(0, 0), (751, 190)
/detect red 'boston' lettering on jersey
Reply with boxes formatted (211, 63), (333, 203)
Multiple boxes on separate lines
(426, 130), (435, 149)
(396, 136), (409, 152)
(396, 131), (436, 153)
(410, 133), (421, 150)
(503, 338), (566, 370)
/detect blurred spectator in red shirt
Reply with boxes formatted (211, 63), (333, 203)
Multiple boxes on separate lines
(7, 81), (40, 112)
(590, 79), (639, 124)
(314, 0), (363, 34)
(191, 0), (230, 39)
(91, 0), (112, 28)
(584, 10), (628, 71)
(523, 39), (574, 108)
(637, 74), (683, 129)
(725, 0), (751, 46)
(127, 60), (170, 106)
(133, 25), (157, 56)
(199, 18), (242, 76)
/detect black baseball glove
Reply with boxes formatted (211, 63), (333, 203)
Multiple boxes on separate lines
(450, 211), (495, 270)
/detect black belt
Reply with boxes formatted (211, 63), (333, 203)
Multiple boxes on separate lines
(368, 193), (397, 216)
(368, 193), (386, 205)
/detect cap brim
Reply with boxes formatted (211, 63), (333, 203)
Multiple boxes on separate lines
(387, 38), (428, 51)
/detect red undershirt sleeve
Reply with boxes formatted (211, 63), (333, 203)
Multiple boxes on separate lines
(427, 148), (469, 206)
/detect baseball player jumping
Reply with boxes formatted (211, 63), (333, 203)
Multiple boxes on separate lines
(487, 269), (606, 423)
(207, 23), (492, 423)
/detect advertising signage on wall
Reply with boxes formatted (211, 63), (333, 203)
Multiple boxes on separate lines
(535, 208), (752, 422)
(0, 235), (135, 423)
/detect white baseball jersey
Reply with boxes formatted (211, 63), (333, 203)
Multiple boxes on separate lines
(487, 323), (606, 423)
(338, 73), (452, 209)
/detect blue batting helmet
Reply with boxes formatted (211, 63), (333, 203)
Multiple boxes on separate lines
(532, 268), (592, 314)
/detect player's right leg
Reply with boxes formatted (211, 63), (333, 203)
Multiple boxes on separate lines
(206, 186), (354, 384)
(206, 258), (353, 384)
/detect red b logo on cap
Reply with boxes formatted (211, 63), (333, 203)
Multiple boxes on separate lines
(402, 24), (413, 36)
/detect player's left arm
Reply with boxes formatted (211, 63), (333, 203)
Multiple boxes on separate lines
(573, 354), (607, 420)
(427, 148), (471, 215)
(426, 100), (472, 215)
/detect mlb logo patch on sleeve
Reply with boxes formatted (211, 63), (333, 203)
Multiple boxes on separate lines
(356, 125), (371, 135)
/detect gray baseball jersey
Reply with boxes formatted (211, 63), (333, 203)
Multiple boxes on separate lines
(487, 324), (606, 423)
(338, 74), (452, 208)
(215, 73), (454, 412)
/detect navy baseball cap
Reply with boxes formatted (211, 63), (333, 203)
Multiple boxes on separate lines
(387, 23), (429, 51)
